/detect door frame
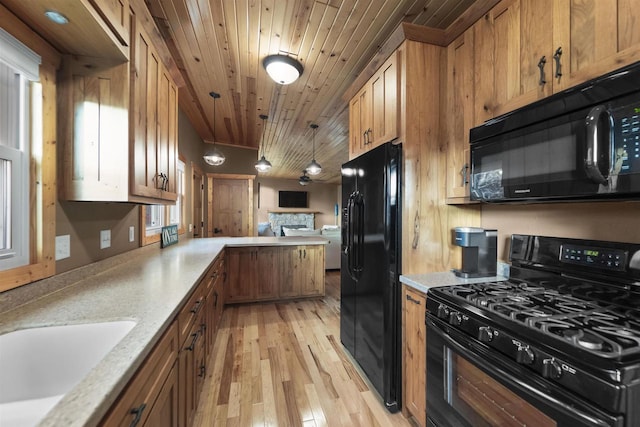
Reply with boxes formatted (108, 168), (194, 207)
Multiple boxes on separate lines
(207, 174), (255, 237)
(192, 162), (204, 238)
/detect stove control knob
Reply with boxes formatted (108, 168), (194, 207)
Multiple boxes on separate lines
(449, 311), (463, 326)
(436, 304), (450, 319)
(516, 346), (535, 365)
(542, 358), (562, 379)
(478, 326), (494, 342)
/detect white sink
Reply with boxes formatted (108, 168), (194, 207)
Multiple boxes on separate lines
(0, 320), (136, 427)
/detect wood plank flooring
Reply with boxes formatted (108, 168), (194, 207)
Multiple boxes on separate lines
(193, 271), (412, 426)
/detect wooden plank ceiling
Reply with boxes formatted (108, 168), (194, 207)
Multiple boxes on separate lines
(147, 0), (475, 183)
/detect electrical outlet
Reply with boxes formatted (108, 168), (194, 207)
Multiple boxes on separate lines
(100, 229), (111, 249)
(188, 223), (193, 232)
(55, 235), (70, 260)
(129, 226), (135, 242)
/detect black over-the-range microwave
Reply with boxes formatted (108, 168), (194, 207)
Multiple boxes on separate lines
(470, 61), (640, 202)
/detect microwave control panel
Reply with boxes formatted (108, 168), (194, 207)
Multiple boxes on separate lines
(614, 104), (640, 174)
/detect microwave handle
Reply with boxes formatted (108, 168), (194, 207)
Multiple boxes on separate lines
(584, 105), (611, 185)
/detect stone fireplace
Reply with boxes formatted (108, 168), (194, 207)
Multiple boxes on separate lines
(268, 212), (315, 236)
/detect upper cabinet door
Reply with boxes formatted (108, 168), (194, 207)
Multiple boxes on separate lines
(553, 0), (640, 92)
(370, 51), (399, 148)
(474, 0), (554, 125)
(90, 0), (130, 47)
(445, 30), (475, 203)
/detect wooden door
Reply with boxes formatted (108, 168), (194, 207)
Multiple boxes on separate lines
(349, 90), (364, 159)
(402, 286), (426, 427)
(446, 30), (475, 203)
(207, 174), (254, 237)
(553, 0), (640, 92)
(192, 163), (204, 237)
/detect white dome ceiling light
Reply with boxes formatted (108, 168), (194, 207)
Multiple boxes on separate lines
(263, 55), (304, 85)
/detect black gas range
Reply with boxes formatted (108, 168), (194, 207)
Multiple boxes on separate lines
(425, 234), (640, 427)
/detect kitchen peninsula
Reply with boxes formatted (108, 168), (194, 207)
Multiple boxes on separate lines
(0, 236), (327, 427)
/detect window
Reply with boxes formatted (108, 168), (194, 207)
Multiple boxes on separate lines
(0, 28), (39, 272)
(0, 21), (55, 292)
(140, 157), (186, 246)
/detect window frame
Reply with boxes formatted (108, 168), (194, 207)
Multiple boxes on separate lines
(0, 11), (59, 292)
(140, 155), (186, 246)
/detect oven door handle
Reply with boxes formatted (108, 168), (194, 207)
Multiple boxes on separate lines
(426, 316), (622, 427)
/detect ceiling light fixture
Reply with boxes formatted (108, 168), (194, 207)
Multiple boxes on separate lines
(299, 171), (312, 186)
(44, 10), (69, 25)
(255, 114), (272, 172)
(203, 91), (226, 166)
(263, 55), (304, 85)
(305, 123), (322, 176)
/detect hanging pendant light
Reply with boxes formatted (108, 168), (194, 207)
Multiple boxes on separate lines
(255, 114), (272, 172)
(305, 123), (322, 175)
(299, 170), (312, 186)
(203, 91), (226, 166)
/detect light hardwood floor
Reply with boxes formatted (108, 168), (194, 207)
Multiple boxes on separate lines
(193, 271), (412, 426)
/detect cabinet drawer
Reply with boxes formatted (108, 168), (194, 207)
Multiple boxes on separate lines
(177, 287), (206, 346)
(100, 321), (178, 426)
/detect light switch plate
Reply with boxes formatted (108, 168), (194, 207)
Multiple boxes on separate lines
(129, 226), (135, 242)
(55, 235), (70, 260)
(100, 229), (111, 249)
(188, 223), (193, 232)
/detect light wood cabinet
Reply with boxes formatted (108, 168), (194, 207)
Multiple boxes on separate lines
(99, 322), (179, 427)
(286, 245), (325, 297)
(226, 247), (258, 303)
(57, 9), (178, 204)
(552, 0), (640, 92)
(130, 15), (178, 203)
(57, 56), (130, 202)
(90, 0), (130, 47)
(402, 286), (426, 427)
(474, 0), (640, 125)
(349, 51), (399, 159)
(445, 30), (476, 204)
(474, 0), (554, 125)
(204, 253), (225, 354)
(226, 245), (325, 303)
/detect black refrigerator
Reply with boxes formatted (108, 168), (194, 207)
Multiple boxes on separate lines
(340, 141), (401, 412)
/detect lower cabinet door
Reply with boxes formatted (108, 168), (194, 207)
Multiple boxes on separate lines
(144, 363), (179, 427)
(403, 286), (426, 427)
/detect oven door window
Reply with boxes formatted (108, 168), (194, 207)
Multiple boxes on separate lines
(445, 348), (556, 427)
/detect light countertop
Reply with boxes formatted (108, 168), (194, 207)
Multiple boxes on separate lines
(400, 271), (509, 294)
(0, 236), (327, 427)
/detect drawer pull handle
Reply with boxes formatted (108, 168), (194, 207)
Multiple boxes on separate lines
(129, 403), (146, 427)
(190, 299), (203, 314)
(185, 332), (199, 351)
(406, 294), (422, 305)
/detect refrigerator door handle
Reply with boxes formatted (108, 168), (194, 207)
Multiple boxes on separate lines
(353, 191), (365, 278)
(346, 193), (357, 281)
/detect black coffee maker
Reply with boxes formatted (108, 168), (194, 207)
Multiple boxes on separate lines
(452, 227), (497, 278)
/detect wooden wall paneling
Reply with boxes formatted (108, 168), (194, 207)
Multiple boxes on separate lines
(400, 39), (480, 275)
